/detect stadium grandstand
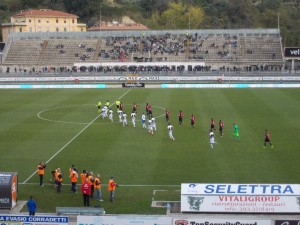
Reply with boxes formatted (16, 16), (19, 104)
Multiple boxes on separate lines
(0, 29), (292, 74)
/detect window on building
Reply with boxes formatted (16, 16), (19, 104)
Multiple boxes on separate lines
(64, 27), (67, 32)
(46, 18), (49, 23)
(56, 19), (59, 23)
(56, 27), (59, 32)
(29, 19), (32, 23)
(38, 19), (41, 23)
(72, 19), (75, 23)
(19, 28), (22, 32)
(64, 19), (66, 23)
(81, 28), (83, 32)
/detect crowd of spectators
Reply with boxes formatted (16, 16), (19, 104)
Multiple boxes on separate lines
(1, 63), (297, 75)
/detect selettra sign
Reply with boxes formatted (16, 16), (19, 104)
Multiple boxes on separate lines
(181, 183), (300, 213)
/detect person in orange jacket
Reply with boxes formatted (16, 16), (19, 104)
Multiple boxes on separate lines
(87, 172), (95, 199)
(56, 168), (63, 193)
(70, 167), (78, 193)
(108, 176), (118, 202)
(37, 162), (46, 187)
(94, 174), (103, 201)
(80, 169), (88, 184)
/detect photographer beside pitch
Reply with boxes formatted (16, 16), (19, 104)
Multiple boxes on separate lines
(37, 162), (46, 187)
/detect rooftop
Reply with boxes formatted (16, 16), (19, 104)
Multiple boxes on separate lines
(13, 9), (78, 18)
(88, 22), (148, 31)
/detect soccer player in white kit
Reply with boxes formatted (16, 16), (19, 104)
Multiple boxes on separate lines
(131, 111), (136, 127)
(108, 108), (113, 122)
(118, 109), (123, 123)
(209, 129), (215, 149)
(148, 119), (153, 135)
(151, 117), (156, 131)
(141, 113), (146, 128)
(167, 123), (175, 141)
(101, 107), (107, 119)
(122, 112), (128, 127)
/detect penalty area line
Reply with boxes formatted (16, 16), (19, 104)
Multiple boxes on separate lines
(22, 89), (132, 184)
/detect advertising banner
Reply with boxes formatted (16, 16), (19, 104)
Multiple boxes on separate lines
(181, 195), (300, 213)
(0, 215), (68, 225)
(275, 221), (300, 225)
(181, 184), (300, 195)
(0, 172), (17, 209)
(181, 184), (300, 213)
(284, 47), (300, 58)
(173, 218), (272, 225)
(77, 215), (171, 225)
(122, 83), (145, 88)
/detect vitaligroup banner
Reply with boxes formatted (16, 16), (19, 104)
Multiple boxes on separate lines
(181, 183), (300, 213)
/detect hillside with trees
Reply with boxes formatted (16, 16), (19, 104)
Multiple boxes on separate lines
(0, 0), (299, 46)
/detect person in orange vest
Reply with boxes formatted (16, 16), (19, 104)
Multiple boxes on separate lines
(51, 168), (59, 187)
(37, 162), (46, 187)
(87, 172), (95, 199)
(69, 164), (75, 176)
(70, 167), (78, 193)
(108, 176), (118, 202)
(94, 174), (103, 201)
(80, 169), (87, 184)
(56, 168), (63, 193)
(81, 179), (91, 206)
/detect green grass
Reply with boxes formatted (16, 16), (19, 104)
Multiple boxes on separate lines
(0, 88), (300, 214)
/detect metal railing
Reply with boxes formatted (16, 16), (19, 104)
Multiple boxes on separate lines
(7, 29), (280, 41)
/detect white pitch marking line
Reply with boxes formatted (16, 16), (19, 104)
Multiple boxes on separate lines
(20, 183), (180, 187)
(23, 89), (132, 184)
(37, 104), (166, 125)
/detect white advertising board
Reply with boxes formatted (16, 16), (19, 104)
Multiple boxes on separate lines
(0, 215), (68, 225)
(77, 215), (172, 225)
(181, 195), (300, 213)
(181, 184), (300, 213)
(173, 218), (272, 225)
(181, 184), (300, 195)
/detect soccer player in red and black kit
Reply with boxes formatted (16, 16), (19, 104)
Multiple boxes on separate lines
(145, 103), (149, 116)
(219, 120), (224, 137)
(148, 104), (153, 117)
(210, 118), (215, 130)
(119, 102), (124, 111)
(132, 102), (137, 112)
(264, 129), (273, 149)
(179, 110), (184, 125)
(191, 114), (196, 128)
(165, 109), (170, 122)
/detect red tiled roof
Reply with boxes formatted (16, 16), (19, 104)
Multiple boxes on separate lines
(14, 9), (78, 18)
(88, 23), (149, 31)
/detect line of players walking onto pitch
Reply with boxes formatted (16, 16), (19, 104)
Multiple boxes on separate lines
(96, 100), (160, 136)
(208, 118), (273, 149)
(96, 100), (273, 148)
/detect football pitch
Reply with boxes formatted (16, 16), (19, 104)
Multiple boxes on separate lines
(0, 88), (300, 214)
